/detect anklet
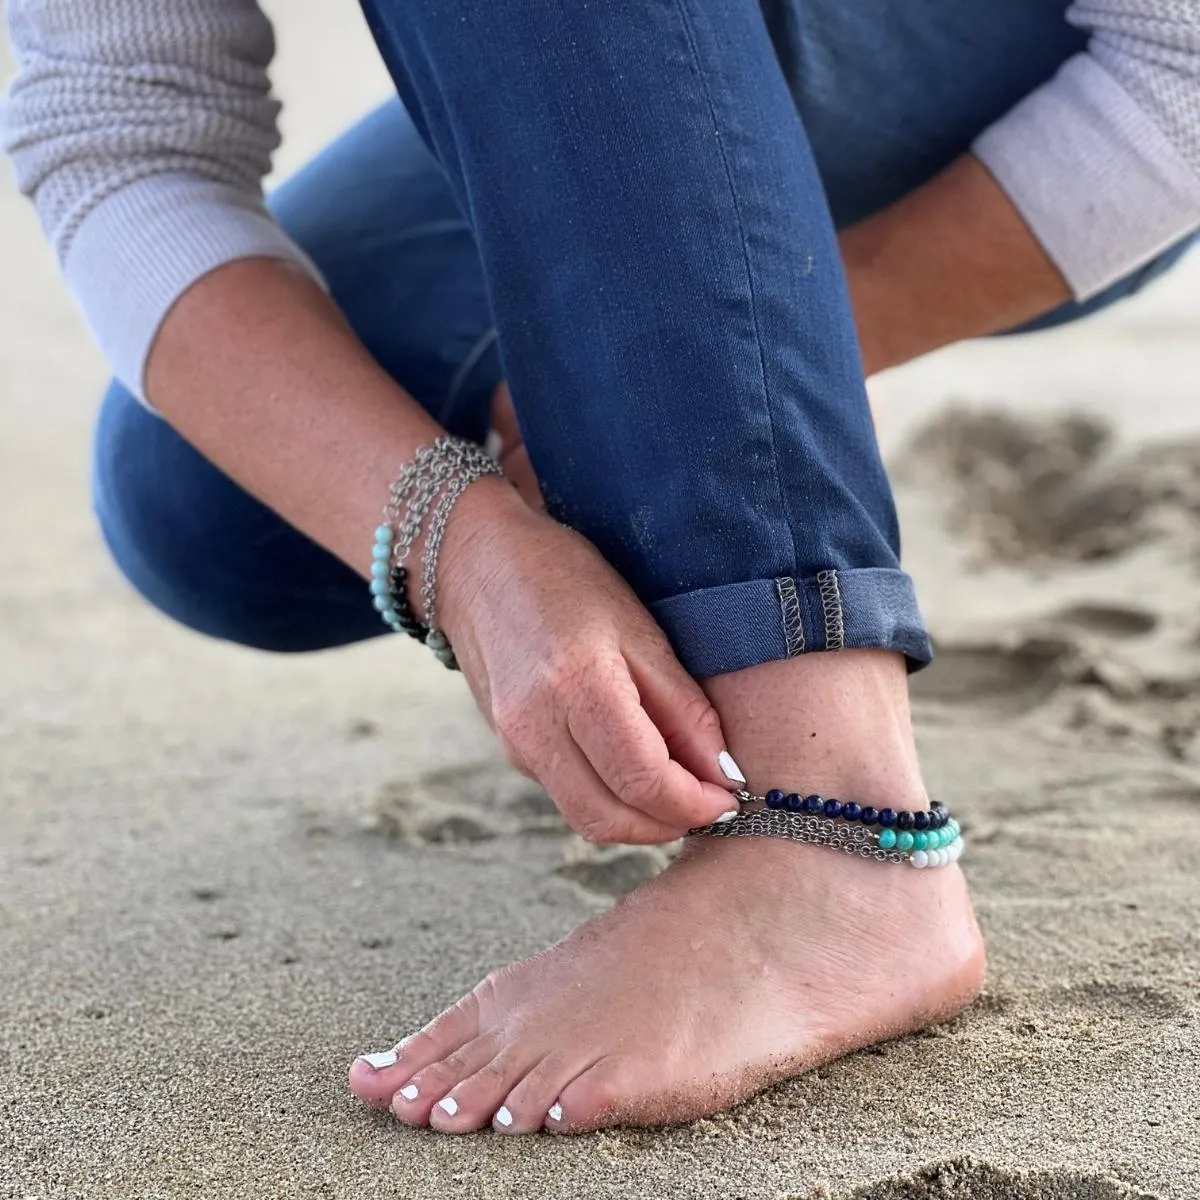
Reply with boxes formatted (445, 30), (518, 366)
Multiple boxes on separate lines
(690, 789), (964, 869)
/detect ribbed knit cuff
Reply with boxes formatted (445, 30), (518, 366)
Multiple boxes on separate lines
(973, 54), (1200, 301)
(63, 174), (325, 405)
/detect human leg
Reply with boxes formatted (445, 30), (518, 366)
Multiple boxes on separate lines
(92, 101), (501, 651)
(348, 0), (983, 1132)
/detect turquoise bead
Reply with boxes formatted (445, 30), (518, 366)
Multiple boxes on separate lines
(372, 543), (391, 561)
(374, 524), (393, 544)
(878, 828), (897, 850)
(434, 647), (455, 665)
(425, 630), (448, 650)
(369, 578), (390, 596)
(371, 559), (389, 579)
(912, 832), (929, 851)
(896, 831), (915, 852)
(932, 828), (947, 850)
(373, 595), (393, 613)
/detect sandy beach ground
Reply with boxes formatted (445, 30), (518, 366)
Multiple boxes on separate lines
(2, 6), (1198, 1198)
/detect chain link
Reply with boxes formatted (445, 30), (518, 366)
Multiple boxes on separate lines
(690, 808), (908, 864)
(420, 458), (501, 631)
(383, 436), (501, 625)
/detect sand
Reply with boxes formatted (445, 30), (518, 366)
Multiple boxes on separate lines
(2, 5), (1198, 1198)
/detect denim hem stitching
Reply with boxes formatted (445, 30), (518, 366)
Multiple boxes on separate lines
(817, 569), (845, 651)
(775, 576), (805, 656)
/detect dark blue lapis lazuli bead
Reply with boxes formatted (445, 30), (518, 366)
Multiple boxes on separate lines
(841, 801), (862, 821)
(913, 810), (930, 831)
(785, 792), (803, 812)
(859, 805), (879, 825)
(803, 794), (824, 814)
(823, 798), (842, 818)
(896, 811), (914, 830)
(878, 808), (897, 827)
(765, 788), (786, 810)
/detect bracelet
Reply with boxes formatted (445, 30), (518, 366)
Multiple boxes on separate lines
(370, 436), (503, 668)
(690, 788), (964, 869)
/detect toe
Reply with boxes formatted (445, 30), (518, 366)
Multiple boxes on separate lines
(427, 1047), (539, 1134)
(550, 1058), (633, 1133)
(390, 1033), (501, 1127)
(348, 1049), (410, 1108)
(495, 1052), (594, 1135)
(350, 992), (481, 1106)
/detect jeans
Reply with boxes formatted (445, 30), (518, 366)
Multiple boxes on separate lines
(93, 0), (1197, 678)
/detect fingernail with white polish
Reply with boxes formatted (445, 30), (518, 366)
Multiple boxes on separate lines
(547, 1102), (563, 1123)
(357, 1050), (398, 1070)
(485, 429), (504, 461)
(495, 1105), (513, 1128)
(714, 809), (739, 824)
(718, 750), (746, 785)
(398, 1084), (419, 1101)
(437, 1096), (459, 1116)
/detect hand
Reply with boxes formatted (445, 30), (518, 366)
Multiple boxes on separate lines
(435, 474), (743, 845)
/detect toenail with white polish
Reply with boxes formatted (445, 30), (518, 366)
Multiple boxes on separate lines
(547, 1102), (563, 1123)
(437, 1096), (459, 1116)
(398, 1084), (419, 1101)
(358, 1050), (398, 1070)
(495, 1106), (513, 1127)
(718, 750), (746, 784)
(715, 809), (739, 823)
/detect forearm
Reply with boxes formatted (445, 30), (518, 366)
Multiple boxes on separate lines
(841, 154), (1071, 377)
(143, 258), (512, 581)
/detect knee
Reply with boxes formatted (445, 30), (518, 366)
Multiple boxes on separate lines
(91, 382), (324, 653)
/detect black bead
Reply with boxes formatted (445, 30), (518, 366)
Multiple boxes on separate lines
(765, 788), (785, 810)
(823, 798), (842, 818)
(913, 811), (930, 831)
(896, 811), (914, 830)
(938, 810), (951, 829)
(859, 806), (879, 825)
(803, 794), (824, 814)
(841, 802), (862, 821)
(878, 808), (897, 827)
(784, 792), (803, 812)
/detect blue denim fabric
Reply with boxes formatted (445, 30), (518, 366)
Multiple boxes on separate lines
(93, 0), (1196, 675)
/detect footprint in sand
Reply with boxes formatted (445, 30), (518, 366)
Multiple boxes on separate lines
(829, 1157), (1159, 1200)
(555, 847), (669, 898)
(896, 408), (1200, 565)
(366, 763), (568, 844)
(1044, 980), (1187, 1021)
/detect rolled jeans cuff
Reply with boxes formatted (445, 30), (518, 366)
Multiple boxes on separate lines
(650, 568), (932, 680)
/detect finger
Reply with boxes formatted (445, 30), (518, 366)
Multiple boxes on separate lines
(565, 662), (737, 832)
(533, 733), (685, 845)
(624, 641), (744, 791)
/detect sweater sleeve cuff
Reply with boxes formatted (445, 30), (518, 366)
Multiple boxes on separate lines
(63, 174), (325, 405)
(972, 53), (1200, 301)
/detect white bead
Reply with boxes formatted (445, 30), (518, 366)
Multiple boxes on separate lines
(910, 850), (929, 869)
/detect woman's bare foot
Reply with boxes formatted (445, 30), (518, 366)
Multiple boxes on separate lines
(348, 651), (986, 1132)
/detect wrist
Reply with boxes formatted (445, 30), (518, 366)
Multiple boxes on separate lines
(433, 472), (531, 641)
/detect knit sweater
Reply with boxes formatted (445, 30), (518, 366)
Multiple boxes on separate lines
(3, 1), (1199, 401)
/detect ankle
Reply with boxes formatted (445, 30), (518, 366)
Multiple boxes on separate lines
(703, 650), (925, 808)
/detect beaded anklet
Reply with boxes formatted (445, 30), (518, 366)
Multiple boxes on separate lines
(691, 788), (964, 869)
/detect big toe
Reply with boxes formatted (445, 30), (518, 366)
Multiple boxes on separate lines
(349, 993), (482, 1106)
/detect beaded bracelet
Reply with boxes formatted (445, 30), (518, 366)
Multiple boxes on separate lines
(691, 788), (964, 869)
(369, 436), (502, 669)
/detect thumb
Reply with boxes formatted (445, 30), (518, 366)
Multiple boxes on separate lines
(624, 643), (745, 795)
